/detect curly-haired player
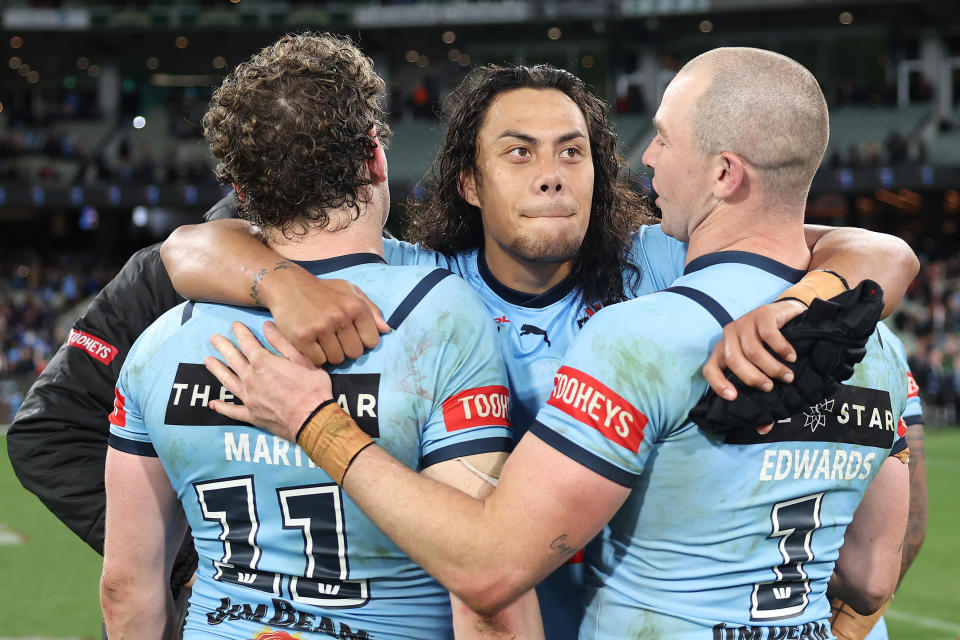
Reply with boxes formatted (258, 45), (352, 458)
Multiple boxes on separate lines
(99, 32), (540, 639)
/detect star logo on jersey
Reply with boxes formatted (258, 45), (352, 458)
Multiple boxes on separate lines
(802, 398), (835, 433)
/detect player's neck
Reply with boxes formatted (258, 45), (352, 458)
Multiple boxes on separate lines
(684, 204), (810, 271)
(482, 244), (573, 295)
(263, 204), (385, 262)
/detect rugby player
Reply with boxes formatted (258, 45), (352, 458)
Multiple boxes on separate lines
(205, 47), (912, 639)
(830, 323), (927, 640)
(163, 64), (919, 638)
(99, 33), (539, 639)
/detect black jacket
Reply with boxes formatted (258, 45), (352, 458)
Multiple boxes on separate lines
(6, 194), (237, 589)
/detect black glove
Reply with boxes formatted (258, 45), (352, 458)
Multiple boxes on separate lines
(169, 528), (198, 599)
(689, 279), (884, 436)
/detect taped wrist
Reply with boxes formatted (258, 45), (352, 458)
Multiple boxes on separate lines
(777, 269), (849, 307)
(297, 402), (373, 484)
(829, 595), (890, 640)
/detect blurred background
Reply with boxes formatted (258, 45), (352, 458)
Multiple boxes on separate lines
(0, 0), (958, 637)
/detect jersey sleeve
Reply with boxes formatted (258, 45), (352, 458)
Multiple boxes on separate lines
(625, 224), (688, 298)
(106, 331), (160, 458)
(382, 237), (464, 276)
(407, 276), (514, 469)
(529, 296), (710, 486)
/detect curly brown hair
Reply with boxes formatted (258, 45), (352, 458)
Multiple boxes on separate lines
(203, 32), (391, 234)
(404, 64), (654, 305)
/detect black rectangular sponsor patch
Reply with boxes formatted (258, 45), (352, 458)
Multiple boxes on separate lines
(330, 373), (381, 438)
(164, 364), (380, 436)
(724, 384), (895, 448)
(165, 363), (250, 426)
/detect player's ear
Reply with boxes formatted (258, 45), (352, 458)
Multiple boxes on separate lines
(367, 130), (388, 185)
(459, 169), (481, 208)
(713, 151), (745, 200)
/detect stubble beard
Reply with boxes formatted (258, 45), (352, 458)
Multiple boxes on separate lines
(506, 231), (584, 264)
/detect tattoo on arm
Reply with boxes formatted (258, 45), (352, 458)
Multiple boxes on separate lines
(249, 261), (296, 306)
(549, 534), (578, 560)
(250, 269), (268, 306)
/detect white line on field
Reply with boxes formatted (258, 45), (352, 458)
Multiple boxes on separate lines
(886, 608), (960, 634)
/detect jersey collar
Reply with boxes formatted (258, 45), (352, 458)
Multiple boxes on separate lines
(294, 253), (386, 276)
(684, 251), (805, 283)
(477, 249), (578, 308)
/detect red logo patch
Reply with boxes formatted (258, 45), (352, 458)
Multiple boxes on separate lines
(250, 631), (298, 640)
(547, 366), (648, 453)
(66, 328), (118, 365)
(109, 387), (126, 428)
(897, 418), (907, 438)
(442, 385), (510, 431)
(906, 372), (919, 399)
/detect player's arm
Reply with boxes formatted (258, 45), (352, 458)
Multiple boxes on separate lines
(424, 454), (545, 639)
(704, 226), (918, 399)
(899, 421), (927, 584)
(205, 322), (629, 617)
(828, 455), (909, 615)
(160, 217), (388, 365)
(101, 447), (187, 639)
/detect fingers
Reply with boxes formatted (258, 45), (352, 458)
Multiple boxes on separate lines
(263, 321), (314, 368)
(703, 343), (737, 401)
(356, 286), (390, 335)
(208, 397), (252, 424)
(757, 321), (797, 368)
(209, 332), (249, 375)
(721, 324), (775, 392)
(233, 321), (271, 363)
(204, 354), (241, 396)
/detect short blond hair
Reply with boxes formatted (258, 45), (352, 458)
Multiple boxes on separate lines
(681, 47), (828, 202)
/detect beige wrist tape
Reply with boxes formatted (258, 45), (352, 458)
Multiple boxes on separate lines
(297, 402), (373, 484)
(777, 270), (849, 307)
(829, 595), (890, 640)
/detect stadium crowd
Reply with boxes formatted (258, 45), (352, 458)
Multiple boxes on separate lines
(0, 253), (115, 421)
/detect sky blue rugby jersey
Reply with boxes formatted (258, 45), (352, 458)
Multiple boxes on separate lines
(383, 224), (686, 639)
(865, 323), (923, 640)
(529, 251), (909, 640)
(107, 254), (514, 640)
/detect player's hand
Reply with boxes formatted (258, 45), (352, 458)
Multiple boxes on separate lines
(262, 268), (390, 366)
(205, 321), (334, 441)
(703, 299), (807, 401)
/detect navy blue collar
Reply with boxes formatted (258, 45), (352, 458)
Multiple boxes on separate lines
(294, 253), (385, 276)
(477, 249), (578, 308)
(684, 251), (805, 283)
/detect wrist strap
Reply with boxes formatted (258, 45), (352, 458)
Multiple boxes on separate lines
(776, 269), (849, 306)
(298, 399), (336, 441)
(297, 402), (373, 484)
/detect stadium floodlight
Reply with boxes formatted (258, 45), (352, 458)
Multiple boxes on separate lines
(133, 116), (146, 129)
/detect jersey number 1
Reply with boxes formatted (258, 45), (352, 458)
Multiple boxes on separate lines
(750, 492), (824, 621)
(194, 476), (369, 607)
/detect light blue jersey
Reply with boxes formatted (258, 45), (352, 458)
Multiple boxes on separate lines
(108, 254), (514, 640)
(383, 225), (686, 639)
(865, 324), (923, 640)
(530, 252), (909, 640)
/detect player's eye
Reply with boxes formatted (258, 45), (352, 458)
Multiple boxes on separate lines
(560, 147), (581, 159)
(508, 147), (530, 158)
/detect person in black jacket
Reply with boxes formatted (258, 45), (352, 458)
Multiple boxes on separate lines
(6, 197), (238, 633)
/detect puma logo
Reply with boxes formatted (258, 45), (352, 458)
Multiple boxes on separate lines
(520, 324), (551, 347)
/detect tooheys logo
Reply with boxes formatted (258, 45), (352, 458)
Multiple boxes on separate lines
(548, 366), (647, 453)
(109, 387), (126, 427)
(907, 371), (920, 399)
(442, 385), (510, 431)
(165, 363), (382, 436)
(66, 328), (118, 365)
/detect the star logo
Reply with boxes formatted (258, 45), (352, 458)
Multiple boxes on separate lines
(802, 398), (835, 433)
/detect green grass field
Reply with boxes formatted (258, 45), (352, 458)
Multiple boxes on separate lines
(1, 430), (958, 638)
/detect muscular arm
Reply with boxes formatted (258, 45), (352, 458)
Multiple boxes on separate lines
(899, 423), (927, 586)
(161, 219), (387, 365)
(423, 453), (544, 639)
(704, 227), (918, 398)
(829, 456), (909, 615)
(342, 434), (628, 616)
(101, 448), (187, 639)
(803, 225), (918, 319)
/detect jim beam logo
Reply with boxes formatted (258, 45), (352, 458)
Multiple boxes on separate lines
(165, 363), (381, 436)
